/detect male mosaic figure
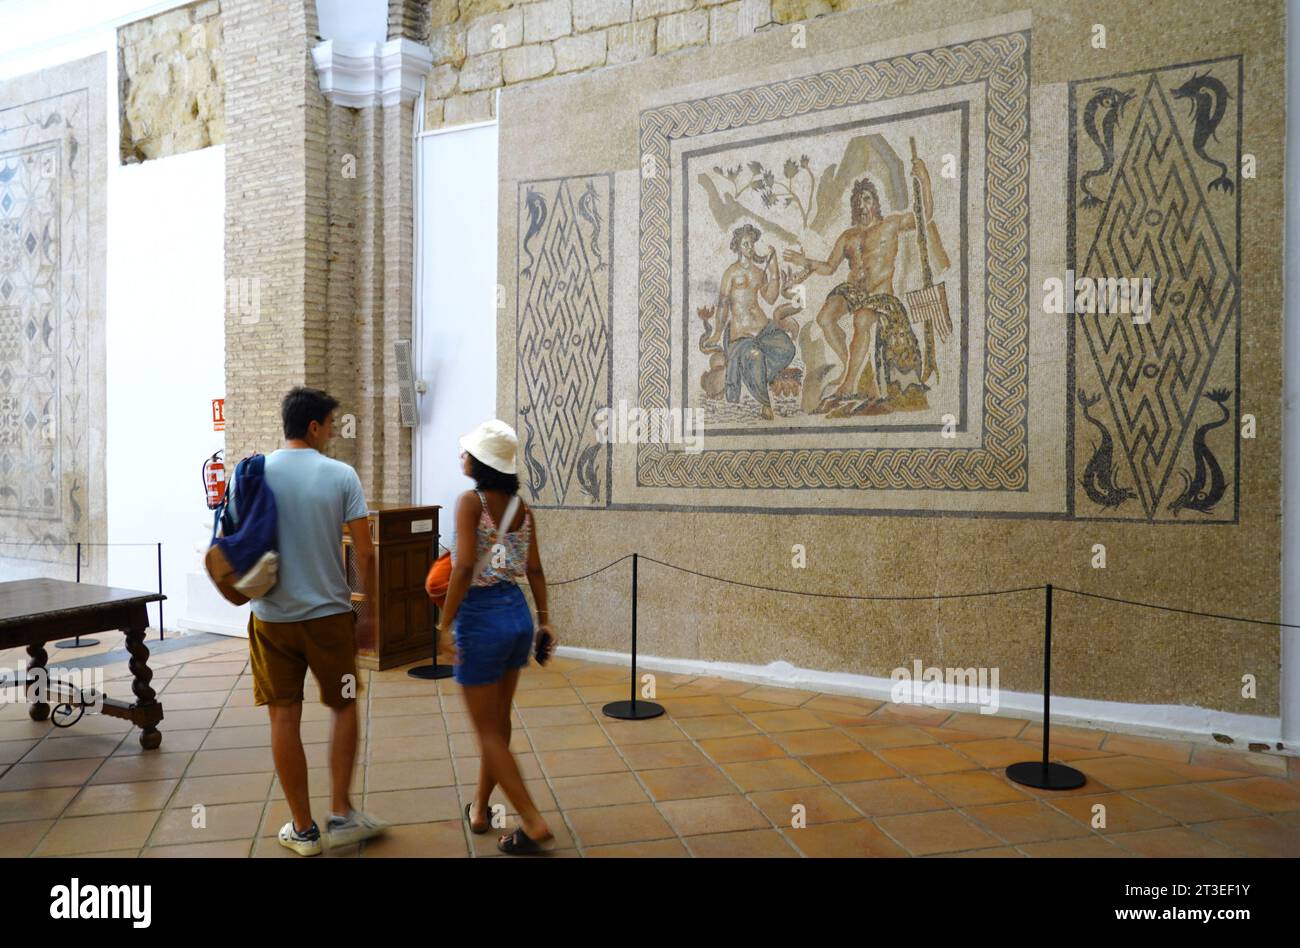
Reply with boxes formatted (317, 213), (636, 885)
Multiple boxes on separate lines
(783, 164), (940, 404)
(248, 386), (387, 855)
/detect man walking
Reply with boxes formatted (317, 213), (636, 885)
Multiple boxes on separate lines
(248, 386), (386, 855)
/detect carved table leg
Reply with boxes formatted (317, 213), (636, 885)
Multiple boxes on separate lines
(25, 641), (49, 722)
(125, 627), (163, 750)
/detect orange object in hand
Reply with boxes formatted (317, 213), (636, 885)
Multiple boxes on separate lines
(425, 551), (452, 608)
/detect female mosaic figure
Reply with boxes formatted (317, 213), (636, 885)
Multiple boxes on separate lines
(434, 419), (558, 854)
(699, 223), (798, 419)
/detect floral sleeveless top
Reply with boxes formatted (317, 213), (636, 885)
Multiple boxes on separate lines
(451, 490), (532, 587)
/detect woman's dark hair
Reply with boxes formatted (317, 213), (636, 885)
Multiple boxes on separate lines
(730, 223), (761, 255)
(467, 452), (520, 495)
(282, 386), (339, 439)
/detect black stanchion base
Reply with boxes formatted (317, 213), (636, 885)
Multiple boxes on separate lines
(602, 699), (665, 720)
(54, 638), (100, 650)
(407, 664), (454, 680)
(1006, 760), (1086, 790)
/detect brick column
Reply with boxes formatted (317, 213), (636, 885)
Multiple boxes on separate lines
(225, 0), (429, 508)
(222, 0), (324, 461)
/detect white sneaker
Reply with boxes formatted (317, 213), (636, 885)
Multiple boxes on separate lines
(324, 808), (388, 849)
(278, 820), (322, 856)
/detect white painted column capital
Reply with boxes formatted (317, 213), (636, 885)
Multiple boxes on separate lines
(311, 38), (433, 108)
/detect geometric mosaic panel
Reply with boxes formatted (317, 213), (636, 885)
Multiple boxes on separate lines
(0, 54), (106, 570)
(0, 143), (61, 519)
(1069, 57), (1241, 522)
(516, 175), (614, 508)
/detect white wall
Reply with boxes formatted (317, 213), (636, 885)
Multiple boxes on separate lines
(106, 145), (239, 634)
(414, 121), (500, 535)
(315, 0), (388, 43)
(0, 1), (239, 633)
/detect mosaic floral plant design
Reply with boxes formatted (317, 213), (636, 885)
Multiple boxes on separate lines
(710, 155), (819, 231)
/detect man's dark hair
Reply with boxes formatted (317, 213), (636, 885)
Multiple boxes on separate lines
(282, 387), (339, 440)
(467, 452), (520, 495)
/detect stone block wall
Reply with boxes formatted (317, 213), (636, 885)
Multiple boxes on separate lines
(118, 0), (224, 163)
(421, 0), (889, 128)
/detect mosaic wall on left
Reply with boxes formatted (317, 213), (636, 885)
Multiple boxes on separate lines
(0, 55), (107, 580)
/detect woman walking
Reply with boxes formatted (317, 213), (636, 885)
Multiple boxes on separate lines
(435, 419), (557, 854)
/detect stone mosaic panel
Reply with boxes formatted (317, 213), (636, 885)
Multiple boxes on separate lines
(0, 55), (106, 573)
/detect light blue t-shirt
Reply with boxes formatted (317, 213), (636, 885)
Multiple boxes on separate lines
(250, 447), (369, 623)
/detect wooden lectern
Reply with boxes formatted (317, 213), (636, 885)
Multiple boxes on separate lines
(341, 505), (440, 670)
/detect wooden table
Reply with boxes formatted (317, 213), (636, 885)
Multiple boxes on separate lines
(0, 578), (165, 750)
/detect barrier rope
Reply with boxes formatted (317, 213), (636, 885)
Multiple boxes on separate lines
(548, 553), (635, 587)
(1053, 585), (1300, 630)
(0, 541), (160, 547)
(545, 553), (1300, 630)
(638, 554), (1044, 602)
(10, 541), (1297, 631)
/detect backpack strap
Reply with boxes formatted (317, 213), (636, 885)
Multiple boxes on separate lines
(472, 493), (521, 582)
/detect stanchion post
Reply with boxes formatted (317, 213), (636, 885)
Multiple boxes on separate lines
(630, 552), (638, 714)
(58, 542), (99, 649)
(409, 530), (453, 681)
(1006, 582), (1084, 790)
(603, 552), (664, 720)
(157, 541), (164, 640)
(1042, 582), (1051, 764)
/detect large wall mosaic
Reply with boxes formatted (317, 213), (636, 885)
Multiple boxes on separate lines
(0, 55), (107, 575)
(502, 11), (1256, 525)
(501, 0), (1286, 709)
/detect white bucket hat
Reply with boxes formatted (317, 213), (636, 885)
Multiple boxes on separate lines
(459, 419), (519, 474)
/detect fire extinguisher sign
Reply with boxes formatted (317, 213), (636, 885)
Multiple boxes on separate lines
(212, 398), (225, 431)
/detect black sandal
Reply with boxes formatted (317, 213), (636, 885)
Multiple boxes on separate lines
(465, 802), (490, 835)
(497, 826), (552, 855)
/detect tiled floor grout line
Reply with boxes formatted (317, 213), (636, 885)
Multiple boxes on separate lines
(151, 653), (250, 853)
(887, 712), (1163, 855)
(518, 667), (694, 854)
(16, 655), (193, 856)
(722, 691), (873, 856)
(726, 688), (976, 857)
(20, 724), (132, 856)
(589, 675), (1287, 857)
(477, 675), (1294, 859)
(20, 638), (240, 856)
(254, 653), (287, 857)
(580, 679), (881, 856)
(700, 694), (1115, 856)
(769, 695), (1019, 856)
(435, 674), (485, 858)
(347, 664), (377, 858)
(515, 672), (589, 858)
(1115, 781), (1258, 857)
(573, 675), (734, 857)
(3, 647), (1296, 857)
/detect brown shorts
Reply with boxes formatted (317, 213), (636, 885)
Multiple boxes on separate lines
(247, 610), (361, 708)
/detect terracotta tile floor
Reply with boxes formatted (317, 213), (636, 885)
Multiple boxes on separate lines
(1, 634), (1298, 858)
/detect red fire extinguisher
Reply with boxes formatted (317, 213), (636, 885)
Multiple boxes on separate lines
(203, 450), (226, 509)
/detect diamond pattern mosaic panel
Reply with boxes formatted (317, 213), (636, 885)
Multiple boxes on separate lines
(0, 145), (60, 517)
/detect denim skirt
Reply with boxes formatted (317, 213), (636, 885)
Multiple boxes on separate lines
(452, 581), (533, 686)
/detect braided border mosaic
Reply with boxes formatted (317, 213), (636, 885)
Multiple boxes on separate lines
(636, 31), (1031, 493)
